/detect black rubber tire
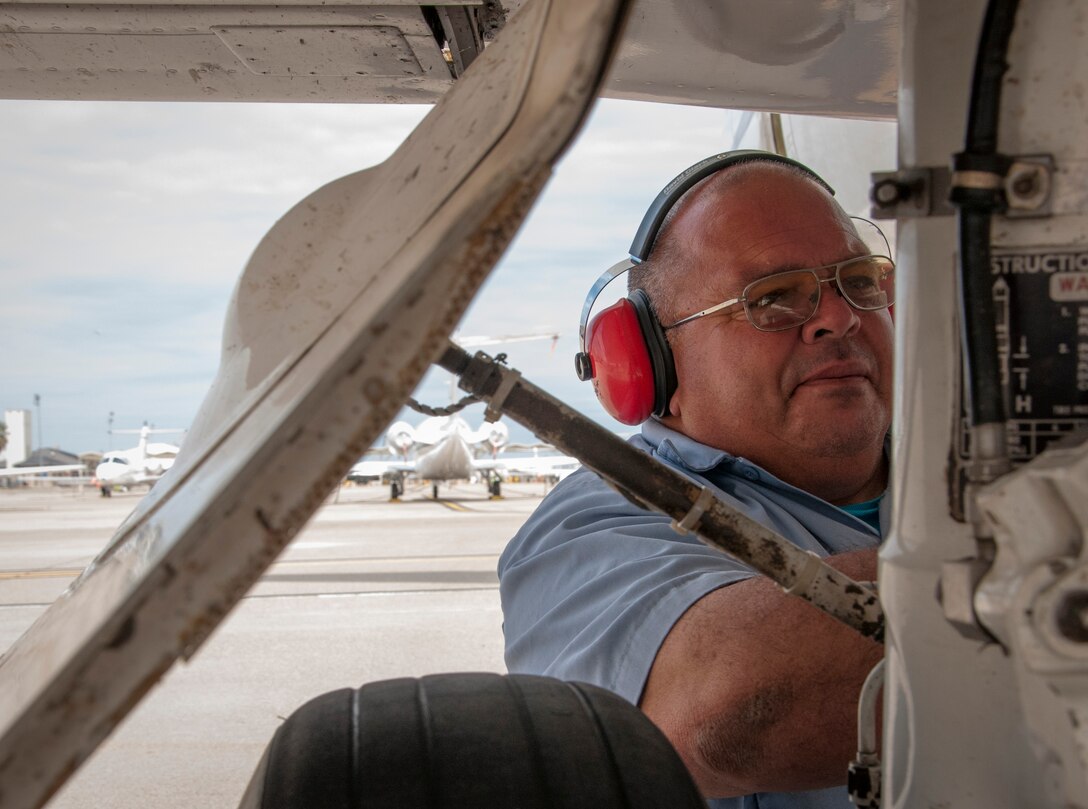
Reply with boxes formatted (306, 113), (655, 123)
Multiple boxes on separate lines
(240, 672), (703, 809)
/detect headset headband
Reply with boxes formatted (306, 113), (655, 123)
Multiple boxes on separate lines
(627, 149), (835, 262)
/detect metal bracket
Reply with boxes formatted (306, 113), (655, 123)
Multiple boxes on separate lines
(870, 154), (1054, 220)
(483, 361), (521, 423)
(671, 486), (715, 535)
(870, 167), (955, 219)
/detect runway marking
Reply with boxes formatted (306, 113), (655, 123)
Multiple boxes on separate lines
(436, 500), (473, 513)
(0, 587), (503, 610)
(273, 553), (498, 567)
(283, 586), (499, 600)
(0, 553), (500, 581)
(0, 568), (82, 580)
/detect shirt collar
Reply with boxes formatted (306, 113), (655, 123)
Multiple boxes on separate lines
(639, 419), (891, 532)
(639, 418), (733, 472)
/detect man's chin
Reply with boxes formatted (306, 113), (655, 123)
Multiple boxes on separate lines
(787, 407), (888, 459)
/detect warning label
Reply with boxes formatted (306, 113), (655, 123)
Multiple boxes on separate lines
(959, 248), (1088, 464)
(1051, 273), (1088, 301)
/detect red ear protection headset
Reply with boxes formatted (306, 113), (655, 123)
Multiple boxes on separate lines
(573, 150), (835, 426)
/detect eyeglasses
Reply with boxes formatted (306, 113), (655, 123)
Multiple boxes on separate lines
(662, 254), (895, 333)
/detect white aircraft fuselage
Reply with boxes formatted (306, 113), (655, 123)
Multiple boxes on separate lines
(94, 427), (182, 492)
(414, 427), (477, 481)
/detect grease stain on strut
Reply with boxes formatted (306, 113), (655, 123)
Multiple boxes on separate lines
(362, 376), (387, 405)
(759, 538), (788, 574)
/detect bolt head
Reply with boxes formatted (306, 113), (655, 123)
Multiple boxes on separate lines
(872, 179), (902, 207)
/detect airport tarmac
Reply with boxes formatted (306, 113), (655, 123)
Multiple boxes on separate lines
(0, 479), (553, 808)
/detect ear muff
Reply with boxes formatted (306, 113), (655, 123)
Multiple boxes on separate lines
(575, 149), (834, 425)
(579, 290), (676, 426)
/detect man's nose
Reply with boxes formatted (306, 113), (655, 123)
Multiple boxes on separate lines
(800, 279), (860, 343)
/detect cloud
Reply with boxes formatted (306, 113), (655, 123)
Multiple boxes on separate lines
(0, 95), (894, 454)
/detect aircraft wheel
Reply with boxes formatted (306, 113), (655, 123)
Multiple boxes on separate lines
(100, 485), (111, 498)
(490, 478), (502, 498)
(238, 673), (703, 809)
(432, 483), (439, 499)
(390, 480), (402, 500)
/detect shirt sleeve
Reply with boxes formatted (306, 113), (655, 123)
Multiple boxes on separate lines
(497, 467), (760, 705)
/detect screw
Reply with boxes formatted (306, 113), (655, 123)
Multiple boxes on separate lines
(1005, 162), (1050, 210)
(1011, 169), (1038, 198)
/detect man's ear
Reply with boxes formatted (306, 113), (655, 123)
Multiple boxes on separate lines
(667, 389), (682, 419)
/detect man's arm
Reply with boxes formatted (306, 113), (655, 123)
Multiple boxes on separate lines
(639, 547), (881, 798)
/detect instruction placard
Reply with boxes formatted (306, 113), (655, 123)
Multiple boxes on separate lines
(958, 248), (1088, 464)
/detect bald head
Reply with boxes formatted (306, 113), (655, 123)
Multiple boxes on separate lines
(629, 159), (838, 325)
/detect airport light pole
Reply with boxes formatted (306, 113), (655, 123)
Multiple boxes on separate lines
(33, 393), (41, 454)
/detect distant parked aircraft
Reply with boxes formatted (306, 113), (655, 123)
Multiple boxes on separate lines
(349, 415), (510, 500)
(501, 449), (581, 483)
(94, 425), (184, 497)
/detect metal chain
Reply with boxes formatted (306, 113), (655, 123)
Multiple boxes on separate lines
(405, 394), (481, 417)
(405, 353), (508, 417)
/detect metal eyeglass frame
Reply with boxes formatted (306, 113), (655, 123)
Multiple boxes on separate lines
(661, 254), (896, 333)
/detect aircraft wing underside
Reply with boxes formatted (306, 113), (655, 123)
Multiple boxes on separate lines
(0, 0), (898, 117)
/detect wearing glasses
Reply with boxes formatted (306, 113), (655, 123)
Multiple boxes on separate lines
(662, 254), (896, 333)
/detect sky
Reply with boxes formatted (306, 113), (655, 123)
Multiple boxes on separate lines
(0, 96), (894, 457)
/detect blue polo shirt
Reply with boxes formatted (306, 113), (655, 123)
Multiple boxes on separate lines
(498, 419), (883, 809)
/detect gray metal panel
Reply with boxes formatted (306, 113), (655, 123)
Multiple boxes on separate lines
(214, 25), (425, 77)
(0, 4), (453, 101)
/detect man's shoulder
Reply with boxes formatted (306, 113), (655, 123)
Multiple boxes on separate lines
(509, 464), (670, 546)
(511, 428), (708, 537)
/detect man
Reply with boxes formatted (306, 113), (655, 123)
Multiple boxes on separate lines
(498, 153), (891, 808)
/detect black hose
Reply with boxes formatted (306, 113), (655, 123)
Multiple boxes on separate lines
(965, 0), (1020, 153)
(957, 205), (1006, 426)
(952, 0), (1020, 431)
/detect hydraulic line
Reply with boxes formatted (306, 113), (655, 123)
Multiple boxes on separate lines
(964, 0), (1019, 156)
(847, 659), (885, 808)
(951, 0), (1020, 477)
(438, 342), (884, 642)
